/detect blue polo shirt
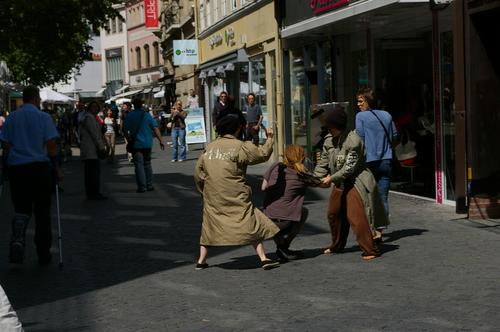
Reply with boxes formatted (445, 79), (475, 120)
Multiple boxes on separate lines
(355, 109), (398, 163)
(0, 103), (59, 166)
(123, 109), (157, 149)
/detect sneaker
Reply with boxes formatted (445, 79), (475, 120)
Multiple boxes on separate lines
(9, 241), (25, 264)
(195, 263), (209, 270)
(261, 259), (279, 270)
(178, 159), (185, 162)
(171, 159), (177, 162)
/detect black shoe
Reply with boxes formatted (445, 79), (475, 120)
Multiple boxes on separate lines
(38, 251), (52, 266)
(146, 186), (154, 191)
(275, 248), (289, 262)
(195, 263), (209, 270)
(261, 259), (279, 270)
(277, 246), (303, 261)
(9, 241), (24, 264)
(136, 188), (146, 193)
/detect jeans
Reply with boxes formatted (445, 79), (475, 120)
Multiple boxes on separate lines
(133, 149), (152, 190)
(367, 159), (392, 216)
(9, 162), (52, 254)
(171, 127), (186, 161)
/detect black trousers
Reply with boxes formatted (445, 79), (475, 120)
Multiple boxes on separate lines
(83, 159), (101, 198)
(9, 162), (52, 253)
(273, 208), (308, 249)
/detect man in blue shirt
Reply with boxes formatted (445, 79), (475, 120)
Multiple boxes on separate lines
(355, 88), (398, 235)
(0, 86), (61, 265)
(124, 98), (164, 193)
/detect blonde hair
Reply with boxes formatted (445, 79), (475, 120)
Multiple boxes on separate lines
(283, 145), (307, 174)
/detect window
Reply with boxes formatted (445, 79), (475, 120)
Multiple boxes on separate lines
(106, 48), (124, 82)
(199, 4), (205, 30)
(221, 0), (226, 16)
(153, 42), (160, 66)
(214, 0), (218, 21)
(118, 17), (123, 32)
(231, 0), (237, 11)
(206, 1), (211, 27)
(144, 44), (150, 68)
(135, 47), (141, 69)
(140, 5), (144, 24)
(240, 0), (245, 7)
(110, 18), (116, 34)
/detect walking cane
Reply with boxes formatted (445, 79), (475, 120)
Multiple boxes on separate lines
(55, 183), (64, 269)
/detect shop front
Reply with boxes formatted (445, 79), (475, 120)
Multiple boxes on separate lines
(197, 1), (281, 151)
(280, 0), (459, 205)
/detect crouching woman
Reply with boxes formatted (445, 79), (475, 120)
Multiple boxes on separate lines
(314, 106), (388, 260)
(194, 114), (280, 270)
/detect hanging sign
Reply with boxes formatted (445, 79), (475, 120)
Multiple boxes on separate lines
(145, 0), (159, 28)
(173, 40), (199, 65)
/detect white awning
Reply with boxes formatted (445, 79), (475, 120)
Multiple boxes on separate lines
(115, 85), (129, 94)
(40, 88), (75, 104)
(143, 88), (152, 94)
(95, 87), (106, 97)
(152, 86), (162, 93)
(108, 89), (143, 102)
(154, 89), (164, 98)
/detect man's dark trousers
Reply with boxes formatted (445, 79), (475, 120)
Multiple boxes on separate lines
(9, 162), (52, 255)
(83, 159), (101, 198)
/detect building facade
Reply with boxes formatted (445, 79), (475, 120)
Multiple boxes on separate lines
(98, 3), (130, 100)
(126, 0), (164, 104)
(278, 0), (458, 206)
(196, 0), (284, 156)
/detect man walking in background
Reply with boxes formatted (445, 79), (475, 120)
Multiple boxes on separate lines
(124, 98), (165, 193)
(243, 93), (263, 145)
(0, 86), (61, 265)
(186, 89), (199, 109)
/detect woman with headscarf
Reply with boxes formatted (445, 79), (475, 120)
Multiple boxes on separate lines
(314, 106), (388, 260)
(194, 114), (280, 270)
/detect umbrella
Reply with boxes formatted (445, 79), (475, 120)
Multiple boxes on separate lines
(40, 88), (75, 104)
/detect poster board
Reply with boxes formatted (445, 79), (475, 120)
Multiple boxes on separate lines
(185, 107), (207, 144)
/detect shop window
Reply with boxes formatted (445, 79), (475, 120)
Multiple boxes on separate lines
(239, 63), (249, 109)
(289, 48), (307, 148)
(250, 56), (266, 108)
(323, 42), (334, 102)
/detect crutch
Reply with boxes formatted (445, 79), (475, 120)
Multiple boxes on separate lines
(55, 183), (64, 269)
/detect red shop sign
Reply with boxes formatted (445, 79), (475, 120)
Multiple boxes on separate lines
(310, 0), (349, 15)
(145, 0), (159, 28)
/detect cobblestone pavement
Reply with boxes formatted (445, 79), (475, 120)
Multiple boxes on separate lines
(1, 140), (499, 331)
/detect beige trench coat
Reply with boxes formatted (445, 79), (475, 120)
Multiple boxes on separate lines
(314, 131), (389, 232)
(194, 135), (280, 246)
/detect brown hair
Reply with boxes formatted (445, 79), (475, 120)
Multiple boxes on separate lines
(356, 87), (376, 109)
(284, 145), (307, 174)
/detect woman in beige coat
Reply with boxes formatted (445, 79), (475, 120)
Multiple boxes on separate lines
(194, 114), (280, 270)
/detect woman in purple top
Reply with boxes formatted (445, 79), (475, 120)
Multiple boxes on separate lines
(262, 145), (321, 261)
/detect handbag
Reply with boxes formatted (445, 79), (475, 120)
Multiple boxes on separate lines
(126, 111), (146, 153)
(369, 110), (400, 171)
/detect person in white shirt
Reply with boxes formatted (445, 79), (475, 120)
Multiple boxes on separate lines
(186, 89), (199, 109)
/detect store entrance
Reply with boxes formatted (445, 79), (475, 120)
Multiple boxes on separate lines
(375, 37), (436, 198)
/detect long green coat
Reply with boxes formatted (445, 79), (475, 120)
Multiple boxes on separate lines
(314, 130), (389, 232)
(194, 135), (279, 246)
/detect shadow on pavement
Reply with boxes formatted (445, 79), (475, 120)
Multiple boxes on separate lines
(382, 228), (429, 243)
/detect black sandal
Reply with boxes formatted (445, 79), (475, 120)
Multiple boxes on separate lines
(261, 259), (279, 270)
(195, 263), (209, 270)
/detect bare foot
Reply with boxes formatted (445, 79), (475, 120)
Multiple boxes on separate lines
(323, 248), (333, 255)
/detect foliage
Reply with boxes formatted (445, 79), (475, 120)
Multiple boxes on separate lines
(0, 0), (123, 86)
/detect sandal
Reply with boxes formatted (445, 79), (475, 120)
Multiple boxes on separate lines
(195, 262), (209, 270)
(261, 259), (279, 270)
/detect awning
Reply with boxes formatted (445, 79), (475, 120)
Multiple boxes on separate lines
(152, 86), (162, 93)
(115, 85), (129, 94)
(109, 89), (143, 101)
(143, 88), (152, 94)
(95, 87), (106, 97)
(154, 89), (165, 98)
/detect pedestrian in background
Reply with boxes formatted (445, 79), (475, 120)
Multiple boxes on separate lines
(212, 91), (229, 123)
(0, 285), (23, 331)
(262, 144), (321, 261)
(194, 114), (280, 270)
(314, 106), (387, 260)
(186, 89), (199, 109)
(124, 98), (165, 193)
(170, 100), (187, 162)
(0, 85), (61, 264)
(355, 87), (397, 241)
(243, 93), (263, 145)
(79, 101), (107, 200)
(103, 109), (116, 163)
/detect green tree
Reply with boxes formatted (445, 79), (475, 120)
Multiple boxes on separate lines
(0, 0), (122, 86)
